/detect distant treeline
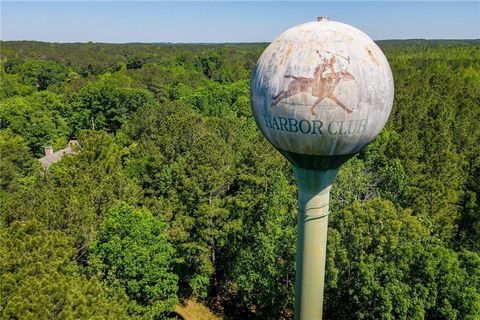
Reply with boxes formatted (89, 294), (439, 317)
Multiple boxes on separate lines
(0, 40), (479, 319)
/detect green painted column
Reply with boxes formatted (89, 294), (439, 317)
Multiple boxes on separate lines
(293, 166), (338, 320)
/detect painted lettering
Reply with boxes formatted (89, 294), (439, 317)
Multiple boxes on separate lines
(299, 119), (311, 134)
(262, 115), (368, 136)
(312, 120), (323, 134)
(328, 121), (338, 135)
(272, 116), (280, 130)
(358, 119), (368, 134)
(279, 117), (288, 131)
(263, 114), (272, 129)
(288, 118), (299, 132)
(338, 120), (348, 135)
(347, 120), (357, 134)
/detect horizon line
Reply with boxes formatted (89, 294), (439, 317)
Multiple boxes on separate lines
(2, 38), (480, 45)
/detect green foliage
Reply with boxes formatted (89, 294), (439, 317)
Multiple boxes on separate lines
(88, 203), (178, 319)
(11, 59), (69, 90)
(127, 63), (204, 102)
(69, 78), (157, 134)
(0, 129), (36, 193)
(0, 220), (129, 319)
(0, 68), (36, 98)
(326, 198), (480, 319)
(228, 172), (296, 319)
(1, 131), (141, 246)
(458, 155), (480, 252)
(121, 101), (244, 299)
(1, 40), (479, 319)
(180, 80), (251, 117)
(0, 94), (69, 155)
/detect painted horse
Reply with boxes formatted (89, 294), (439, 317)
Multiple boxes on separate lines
(271, 54), (355, 114)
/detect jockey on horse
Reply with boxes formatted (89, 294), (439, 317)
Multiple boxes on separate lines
(271, 51), (355, 114)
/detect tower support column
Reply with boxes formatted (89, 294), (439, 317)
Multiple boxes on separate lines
(293, 167), (337, 320)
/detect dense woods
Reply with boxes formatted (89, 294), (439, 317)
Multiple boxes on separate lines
(0, 39), (479, 319)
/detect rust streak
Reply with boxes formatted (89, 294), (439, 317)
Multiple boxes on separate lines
(365, 47), (379, 66)
(279, 43), (293, 66)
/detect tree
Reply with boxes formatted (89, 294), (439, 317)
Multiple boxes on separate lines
(69, 78), (157, 134)
(179, 80), (250, 117)
(16, 60), (68, 90)
(227, 172), (297, 319)
(2, 39), (480, 319)
(0, 220), (129, 319)
(0, 129), (36, 194)
(88, 202), (178, 319)
(1, 131), (141, 247)
(325, 197), (480, 319)
(0, 95), (69, 155)
(0, 67), (35, 98)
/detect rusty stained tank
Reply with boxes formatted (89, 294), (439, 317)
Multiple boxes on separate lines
(251, 17), (394, 170)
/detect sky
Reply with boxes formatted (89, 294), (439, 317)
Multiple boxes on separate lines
(1, 1), (479, 43)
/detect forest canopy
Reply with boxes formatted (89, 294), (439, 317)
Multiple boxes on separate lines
(0, 39), (479, 319)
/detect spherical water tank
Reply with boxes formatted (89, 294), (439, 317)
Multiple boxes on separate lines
(251, 17), (394, 169)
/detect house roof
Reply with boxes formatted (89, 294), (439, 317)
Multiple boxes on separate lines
(38, 142), (76, 170)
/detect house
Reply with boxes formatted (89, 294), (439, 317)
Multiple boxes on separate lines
(38, 140), (77, 170)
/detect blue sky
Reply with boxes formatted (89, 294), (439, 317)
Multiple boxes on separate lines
(1, 1), (479, 43)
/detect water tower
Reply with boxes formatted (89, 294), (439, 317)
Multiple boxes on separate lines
(250, 17), (394, 319)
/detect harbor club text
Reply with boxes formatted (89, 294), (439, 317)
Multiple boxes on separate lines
(262, 114), (368, 135)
